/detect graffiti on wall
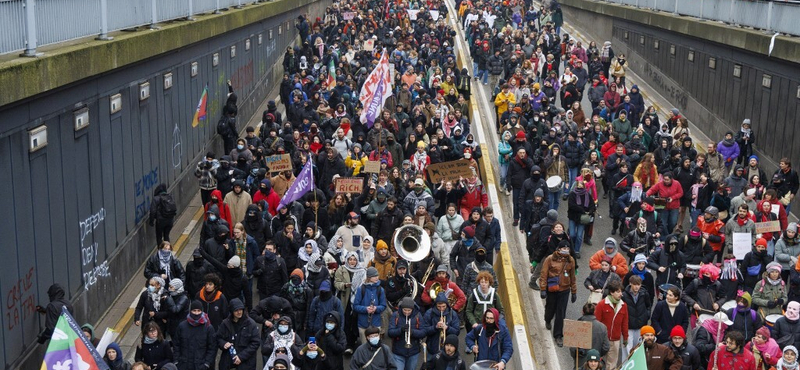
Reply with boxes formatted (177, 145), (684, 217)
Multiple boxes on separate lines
(231, 60), (254, 91)
(134, 167), (159, 224)
(643, 63), (689, 110)
(172, 124), (182, 169)
(80, 208), (112, 290)
(5, 267), (36, 331)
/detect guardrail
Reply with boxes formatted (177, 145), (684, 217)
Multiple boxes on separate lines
(599, 0), (800, 36)
(1, 0), (251, 57)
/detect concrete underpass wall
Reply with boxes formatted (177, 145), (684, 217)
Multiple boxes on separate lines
(561, 0), (800, 185)
(0, 0), (327, 368)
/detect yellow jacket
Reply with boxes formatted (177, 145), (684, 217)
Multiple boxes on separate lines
(494, 91), (516, 117)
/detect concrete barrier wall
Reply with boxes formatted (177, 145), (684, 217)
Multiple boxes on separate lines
(0, 1), (328, 368)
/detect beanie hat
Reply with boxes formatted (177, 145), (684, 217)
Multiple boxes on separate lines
(190, 300), (203, 311)
(516, 131), (527, 139)
(366, 267), (379, 278)
(547, 210), (558, 221)
(291, 268), (305, 280)
(640, 325), (656, 336)
(376, 240), (389, 251)
(228, 255), (241, 268)
(633, 254), (647, 265)
(756, 238), (768, 248)
(169, 278), (184, 293)
(463, 225), (476, 238)
(399, 297), (415, 310)
(757, 326), (771, 340)
(586, 349), (601, 361)
(445, 334), (459, 348)
(789, 222), (799, 233)
(767, 261), (782, 273)
(670, 325), (686, 339)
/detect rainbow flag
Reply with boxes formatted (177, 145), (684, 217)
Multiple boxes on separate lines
(326, 58), (336, 91)
(40, 307), (108, 370)
(191, 86), (208, 127)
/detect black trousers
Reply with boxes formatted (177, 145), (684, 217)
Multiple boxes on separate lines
(155, 218), (174, 243)
(544, 289), (570, 339)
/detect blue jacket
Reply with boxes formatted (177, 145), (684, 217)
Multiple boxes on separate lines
(353, 283), (386, 328)
(465, 318), (513, 364)
(422, 294), (461, 355)
(387, 309), (427, 356)
(486, 217), (501, 252)
(306, 295), (344, 336)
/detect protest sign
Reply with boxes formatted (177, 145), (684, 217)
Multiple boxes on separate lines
(732, 232), (752, 260)
(562, 320), (592, 349)
(364, 161), (381, 173)
(265, 154), (292, 172)
(426, 160), (474, 183)
(335, 177), (364, 194)
(755, 220), (781, 234)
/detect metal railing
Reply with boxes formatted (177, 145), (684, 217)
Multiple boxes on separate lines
(599, 0), (800, 36)
(1, 0), (250, 57)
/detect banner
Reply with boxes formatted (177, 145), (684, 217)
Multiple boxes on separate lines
(342, 11), (355, 20)
(265, 154), (293, 172)
(755, 220), (781, 234)
(426, 160), (474, 183)
(277, 160), (314, 211)
(619, 345), (647, 370)
(41, 307), (109, 370)
(359, 49), (393, 128)
(191, 85), (208, 127)
(326, 58), (336, 91)
(335, 177), (364, 194)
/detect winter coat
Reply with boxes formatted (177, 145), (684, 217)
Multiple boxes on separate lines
(173, 317), (217, 370)
(422, 298), (461, 355)
(772, 316), (800, 349)
(563, 140), (585, 168)
(252, 251), (288, 298)
(216, 310), (261, 370)
(725, 306), (761, 342)
(646, 180), (684, 210)
(538, 251), (578, 294)
(724, 217), (756, 253)
(707, 346), (754, 370)
(751, 276), (788, 317)
(352, 282), (387, 328)
(622, 286), (653, 329)
(651, 300), (690, 344)
(465, 314), (514, 364)
(372, 206), (405, 243)
(774, 235), (800, 272)
(195, 289), (229, 330)
(594, 297), (629, 341)
(716, 140), (740, 167)
(588, 249), (629, 279)
(740, 249), (771, 290)
(134, 339), (173, 370)
(315, 311), (347, 370)
(185, 258), (216, 298)
(306, 295), (344, 336)
(670, 342), (702, 370)
(387, 309), (427, 356)
(350, 343), (397, 370)
(682, 279), (726, 314)
(144, 253), (186, 285)
(508, 156), (535, 189)
(165, 292), (190, 338)
(134, 290), (170, 334)
(38, 284), (75, 344)
(646, 247), (686, 287)
(644, 342), (683, 370)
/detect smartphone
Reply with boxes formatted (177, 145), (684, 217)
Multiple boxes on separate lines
(309, 337), (316, 345)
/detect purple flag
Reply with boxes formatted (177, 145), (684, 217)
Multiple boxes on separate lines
(277, 160), (314, 211)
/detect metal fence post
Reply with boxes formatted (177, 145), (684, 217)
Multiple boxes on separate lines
(698, 0), (704, 21)
(674, 0), (678, 14)
(214, 0), (221, 14)
(150, 0), (159, 29)
(188, 0), (195, 21)
(235, 0), (242, 8)
(97, 0), (113, 40)
(21, 0), (40, 57)
(766, 1), (774, 33)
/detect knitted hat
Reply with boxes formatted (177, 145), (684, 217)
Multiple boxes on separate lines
(228, 255), (241, 268)
(757, 326), (771, 340)
(767, 261), (782, 273)
(640, 325), (656, 335)
(756, 238), (768, 248)
(445, 334), (459, 348)
(546, 210), (558, 221)
(633, 254), (647, 265)
(670, 325), (686, 339)
(291, 268), (305, 280)
(366, 267), (379, 278)
(586, 349), (600, 361)
(516, 130), (527, 139)
(463, 225), (476, 238)
(376, 240), (389, 251)
(789, 222), (799, 233)
(169, 278), (184, 293)
(399, 297), (415, 310)
(190, 300), (203, 311)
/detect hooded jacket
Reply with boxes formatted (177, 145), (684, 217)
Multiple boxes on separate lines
(38, 284), (75, 343)
(196, 288), (229, 330)
(104, 342), (131, 370)
(174, 312), (217, 370)
(465, 308), (514, 364)
(423, 293), (462, 355)
(751, 270), (788, 318)
(216, 299), (261, 370)
(204, 190), (233, 232)
(622, 285), (653, 330)
(315, 311), (346, 370)
(724, 292), (762, 341)
(539, 247), (578, 294)
(716, 136), (740, 165)
(353, 281), (387, 328)
(589, 238), (629, 278)
(387, 304), (427, 356)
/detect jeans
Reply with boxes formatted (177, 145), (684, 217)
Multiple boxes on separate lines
(568, 167), (579, 188)
(568, 219), (586, 253)
(659, 208), (679, 237)
(544, 289), (570, 339)
(499, 163), (509, 188)
(393, 353), (420, 370)
(513, 187), (522, 221)
(477, 69), (489, 84)
(549, 189), (562, 211)
(690, 207), (701, 229)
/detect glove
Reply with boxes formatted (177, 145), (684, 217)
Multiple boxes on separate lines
(778, 298), (785, 306)
(571, 293), (577, 303)
(540, 290), (547, 299)
(768, 300), (777, 308)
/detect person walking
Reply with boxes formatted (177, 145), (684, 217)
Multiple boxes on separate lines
(594, 281), (628, 370)
(539, 242), (578, 347)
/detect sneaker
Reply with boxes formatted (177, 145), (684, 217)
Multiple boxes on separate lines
(611, 229), (616, 235)
(562, 193), (568, 201)
(575, 252), (581, 259)
(529, 277), (539, 290)
(545, 321), (552, 330)
(555, 337), (563, 347)
(466, 348), (472, 354)
(344, 348), (353, 356)
(584, 239), (592, 246)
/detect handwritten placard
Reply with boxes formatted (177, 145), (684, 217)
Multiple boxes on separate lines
(563, 319), (593, 349)
(342, 11), (355, 20)
(426, 160), (474, 183)
(264, 154), (293, 172)
(732, 232), (752, 260)
(364, 39), (375, 51)
(363, 161), (381, 173)
(755, 221), (781, 234)
(335, 177), (364, 194)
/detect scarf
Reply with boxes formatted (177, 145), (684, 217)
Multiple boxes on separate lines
(266, 331), (296, 368)
(631, 265), (647, 281)
(608, 295), (620, 306)
(143, 336), (157, 345)
(374, 251), (391, 264)
(306, 253), (322, 273)
(149, 276), (165, 311)
(769, 277), (783, 286)
(701, 318), (728, 344)
(158, 250), (172, 280)
(285, 280), (307, 297)
(574, 187), (590, 207)
(186, 312), (210, 327)
(667, 299), (680, 315)
(779, 346), (799, 370)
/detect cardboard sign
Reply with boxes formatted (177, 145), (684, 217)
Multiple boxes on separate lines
(430, 10), (440, 20)
(342, 11), (355, 20)
(364, 39), (375, 51)
(335, 177), (364, 194)
(407, 9), (419, 20)
(562, 320), (593, 349)
(264, 154), (293, 172)
(363, 161), (381, 173)
(732, 232), (752, 260)
(426, 160), (474, 183)
(755, 220), (781, 234)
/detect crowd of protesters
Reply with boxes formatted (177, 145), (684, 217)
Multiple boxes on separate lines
(32, 0), (800, 370)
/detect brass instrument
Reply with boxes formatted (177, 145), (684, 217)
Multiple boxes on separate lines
(404, 318), (412, 348)
(429, 281), (457, 307)
(438, 311), (446, 349)
(388, 224), (430, 309)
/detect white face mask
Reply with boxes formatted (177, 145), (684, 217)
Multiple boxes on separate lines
(638, 223), (647, 233)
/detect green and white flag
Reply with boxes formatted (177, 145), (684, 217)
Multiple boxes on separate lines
(619, 345), (647, 370)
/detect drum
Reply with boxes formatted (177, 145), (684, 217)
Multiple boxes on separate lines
(698, 314), (714, 325)
(766, 314), (782, 329)
(470, 360), (498, 370)
(546, 176), (563, 192)
(685, 264), (701, 278)
(721, 300), (737, 312)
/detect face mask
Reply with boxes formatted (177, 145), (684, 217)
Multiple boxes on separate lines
(325, 322), (336, 331)
(278, 325), (289, 334)
(237, 145), (244, 150)
(369, 337), (380, 346)
(148, 286), (156, 293)
(475, 253), (486, 263)
(260, 187), (268, 194)
(702, 276), (712, 285)
(159, 250), (171, 259)
(215, 234), (228, 242)
(190, 313), (202, 320)
(307, 351), (318, 359)
(209, 215), (218, 222)
(291, 276), (302, 285)
(463, 238), (474, 247)
(559, 249), (570, 255)
(638, 224), (647, 233)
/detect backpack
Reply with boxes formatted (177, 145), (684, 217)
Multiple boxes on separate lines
(160, 194), (178, 218)
(217, 117), (230, 136)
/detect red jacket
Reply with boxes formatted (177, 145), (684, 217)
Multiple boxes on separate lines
(696, 216), (725, 252)
(600, 141), (619, 163)
(254, 189), (281, 216)
(707, 347), (755, 370)
(594, 297), (629, 341)
(421, 277), (466, 312)
(459, 185), (488, 212)
(646, 180), (684, 210)
(204, 189), (233, 232)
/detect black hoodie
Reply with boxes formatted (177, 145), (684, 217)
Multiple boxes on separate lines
(315, 311), (347, 370)
(38, 284), (74, 343)
(217, 298), (260, 370)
